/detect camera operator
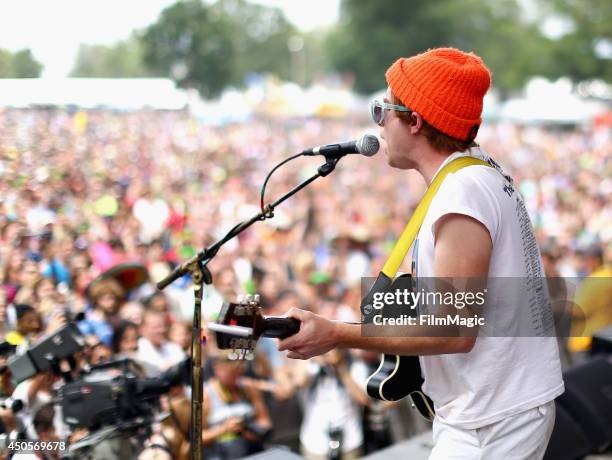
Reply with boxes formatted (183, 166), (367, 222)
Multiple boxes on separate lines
(202, 350), (272, 460)
(86, 338), (113, 366)
(294, 349), (369, 460)
(9, 304), (42, 351)
(2, 380), (70, 460)
(9, 403), (62, 460)
(11, 371), (58, 440)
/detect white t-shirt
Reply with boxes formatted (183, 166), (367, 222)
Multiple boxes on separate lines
(415, 146), (564, 429)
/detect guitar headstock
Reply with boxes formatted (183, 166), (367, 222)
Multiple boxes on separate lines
(211, 294), (301, 361)
(214, 294), (264, 360)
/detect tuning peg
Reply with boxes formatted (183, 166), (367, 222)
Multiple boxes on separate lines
(253, 294), (260, 304)
(245, 350), (255, 361)
(245, 294), (253, 303)
(237, 294), (245, 304)
(229, 350), (238, 361)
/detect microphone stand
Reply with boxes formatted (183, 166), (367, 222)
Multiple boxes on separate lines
(156, 156), (341, 460)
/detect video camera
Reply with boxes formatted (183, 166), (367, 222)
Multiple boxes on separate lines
(59, 358), (190, 431)
(7, 322), (85, 382)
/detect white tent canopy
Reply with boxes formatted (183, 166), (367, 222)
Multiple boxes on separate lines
(499, 77), (606, 124)
(0, 78), (188, 110)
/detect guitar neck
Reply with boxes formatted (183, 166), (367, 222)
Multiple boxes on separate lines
(262, 317), (360, 339)
(261, 316), (301, 339)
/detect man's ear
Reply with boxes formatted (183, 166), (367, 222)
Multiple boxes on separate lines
(409, 112), (424, 135)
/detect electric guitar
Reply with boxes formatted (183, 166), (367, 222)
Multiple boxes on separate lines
(360, 272), (435, 421)
(209, 295), (300, 360)
(209, 287), (435, 421)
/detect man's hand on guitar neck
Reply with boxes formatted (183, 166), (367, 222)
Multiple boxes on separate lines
(277, 308), (339, 359)
(277, 309), (476, 360)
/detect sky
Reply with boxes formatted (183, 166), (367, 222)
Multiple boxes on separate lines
(0, 0), (340, 77)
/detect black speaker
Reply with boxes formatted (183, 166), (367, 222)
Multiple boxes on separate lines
(543, 403), (591, 460)
(556, 355), (612, 453)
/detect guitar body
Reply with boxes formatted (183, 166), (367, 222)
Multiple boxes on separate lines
(362, 273), (435, 421)
(366, 354), (434, 421)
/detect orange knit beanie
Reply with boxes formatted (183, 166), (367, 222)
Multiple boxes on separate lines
(385, 47), (491, 142)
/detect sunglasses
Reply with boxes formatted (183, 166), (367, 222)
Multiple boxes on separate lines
(370, 99), (412, 126)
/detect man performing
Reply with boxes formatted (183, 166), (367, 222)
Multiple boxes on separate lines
(278, 48), (564, 459)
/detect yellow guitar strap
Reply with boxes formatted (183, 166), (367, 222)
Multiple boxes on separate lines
(381, 157), (492, 278)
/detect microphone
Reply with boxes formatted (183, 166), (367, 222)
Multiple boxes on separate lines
(302, 134), (379, 158)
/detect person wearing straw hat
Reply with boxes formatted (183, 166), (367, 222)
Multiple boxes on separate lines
(279, 48), (564, 459)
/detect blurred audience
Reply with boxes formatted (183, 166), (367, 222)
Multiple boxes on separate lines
(0, 108), (609, 457)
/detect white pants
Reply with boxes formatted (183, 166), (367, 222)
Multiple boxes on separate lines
(429, 401), (556, 460)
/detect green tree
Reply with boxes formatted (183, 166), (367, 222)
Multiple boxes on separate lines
(301, 30), (333, 85)
(0, 49), (12, 77)
(0, 48), (43, 77)
(141, 0), (299, 97)
(211, 0), (297, 84)
(70, 35), (149, 77)
(11, 49), (43, 77)
(535, 0), (612, 82)
(326, 0), (553, 94)
(141, 0), (235, 97)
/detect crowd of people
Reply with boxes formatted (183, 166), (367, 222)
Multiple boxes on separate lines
(0, 107), (609, 459)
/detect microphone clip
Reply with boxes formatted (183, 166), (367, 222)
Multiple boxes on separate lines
(318, 157), (340, 177)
